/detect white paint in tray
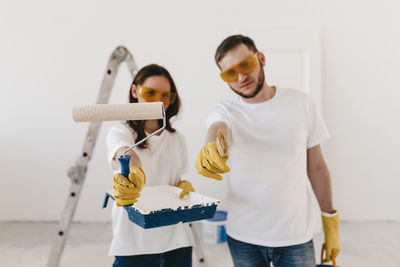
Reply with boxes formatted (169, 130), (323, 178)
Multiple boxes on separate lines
(131, 185), (220, 215)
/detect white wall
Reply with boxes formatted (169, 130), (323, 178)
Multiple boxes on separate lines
(1, 0), (399, 222)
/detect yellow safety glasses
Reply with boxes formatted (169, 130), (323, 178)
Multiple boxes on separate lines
(220, 53), (259, 82)
(137, 85), (177, 106)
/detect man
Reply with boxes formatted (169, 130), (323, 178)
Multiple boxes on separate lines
(196, 35), (340, 267)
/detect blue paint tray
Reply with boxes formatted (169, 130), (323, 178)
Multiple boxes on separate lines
(103, 185), (220, 229)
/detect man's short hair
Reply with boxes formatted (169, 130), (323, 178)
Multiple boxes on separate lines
(215, 35), (259, 68)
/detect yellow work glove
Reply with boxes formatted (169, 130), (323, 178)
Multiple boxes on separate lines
(195, 142), (230, 180)
(177, 180), (195, 199)
(322, 212), (341, 263)
(113, 166), (146, 207)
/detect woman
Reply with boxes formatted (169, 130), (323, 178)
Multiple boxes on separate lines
(106, 64), (194, 267)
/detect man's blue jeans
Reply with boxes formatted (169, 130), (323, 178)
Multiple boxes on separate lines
(227, 235), (315, 267)
(112, 246), (192, 267)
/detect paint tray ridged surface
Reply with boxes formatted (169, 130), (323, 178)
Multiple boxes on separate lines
(106, 185), (220, 229)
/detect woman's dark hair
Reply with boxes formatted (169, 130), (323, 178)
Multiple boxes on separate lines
(127, 64), (181, 149)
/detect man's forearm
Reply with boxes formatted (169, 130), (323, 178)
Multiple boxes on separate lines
(308, 167), (335, 213)
(205, 121), (231, 146)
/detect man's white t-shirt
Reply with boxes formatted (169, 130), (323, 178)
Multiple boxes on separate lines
(106, 124), (194, 255)
(206, 87), (330, 247)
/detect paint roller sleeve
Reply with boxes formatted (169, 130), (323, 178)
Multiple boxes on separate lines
(72, 102), (164, 122)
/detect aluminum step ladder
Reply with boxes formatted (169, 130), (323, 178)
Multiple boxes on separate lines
(46, 46), (209, 267)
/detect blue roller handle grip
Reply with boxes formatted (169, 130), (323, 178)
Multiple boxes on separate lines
(118, 155), (131, 177)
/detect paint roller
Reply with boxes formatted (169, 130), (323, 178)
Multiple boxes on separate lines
(72, 102), (166, 177)
(74, 102), (223, 229)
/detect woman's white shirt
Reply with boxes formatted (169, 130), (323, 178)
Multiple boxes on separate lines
(106, 123), (194, 255)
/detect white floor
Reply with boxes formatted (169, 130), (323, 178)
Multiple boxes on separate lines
(0, 221), (399, 267)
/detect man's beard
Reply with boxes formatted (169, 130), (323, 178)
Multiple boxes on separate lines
(229, 68), (265, 99)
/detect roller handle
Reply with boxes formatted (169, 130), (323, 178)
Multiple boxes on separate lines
(118, 155), (131, 178)
(216, 130), (228, 157)
(103, 156), (131, 209)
